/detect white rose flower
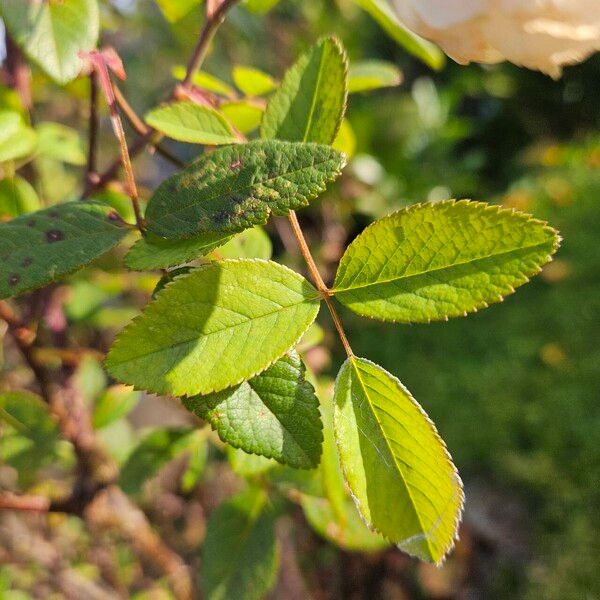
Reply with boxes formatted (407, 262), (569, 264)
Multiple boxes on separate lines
(390, 0), (600, 77)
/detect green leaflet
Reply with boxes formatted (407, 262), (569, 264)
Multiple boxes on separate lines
(332, 118), (356, 158)
(171, 66), (236, 98)
(106, 260), (321, 397)
(180, 429), (209, 493)
(218, 227), (272, 260)
(124, 232), (232, 270)
(349, 60), (403, 93)
(350, 0), (445, 70)
(155, 0), (200, 22)
(182, 350), (323, 469)
(203, 487), (279, 600)
(261, 37), (348, 145)
(0, 176), (40, 218)
(0, 201), (129, 299)
(145, 140), (344, 240)
(232, 66), (277, 96)
(319, 383), (348, 520)
(36, 122), (86, 165)
(0, 391), (59, 442)
(92, 385), (140, 430)
(333, 201), (561, 323)
(119, 427), (195, 495)
(334, 357), (463, 563)
(0, 111), (37, 163)
(244, 0), (280, 14)
(221, 101), (264, 134)
(126, 226), (273, 271)
(0, 0), (99, 85)
(301, 495), (389, 552)
(228, 446), (277, 477)
(302, 386), (388, 552)
(145, 102), (240, 145)
(0, 391), (64, 486)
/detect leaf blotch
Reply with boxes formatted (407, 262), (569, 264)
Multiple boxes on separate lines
(8, 274), (19, 286)
(21, 257), (33, 267)
(46, 229), (65, 243)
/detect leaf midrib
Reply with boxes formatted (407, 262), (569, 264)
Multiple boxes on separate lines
(351, 359), (435, 558)
(109, 295), (320, 365)
(302, 45), (327, 142)
(334, 238), (553, 294)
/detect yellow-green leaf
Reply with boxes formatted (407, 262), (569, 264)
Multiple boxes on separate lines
(349, 60), (403, 93)
(106, 260), (321, 397)
(333, 201), (560, 323)
(232, 65), (277, 96)
(334, 357), (463, 563)
(145, 102), (240, 145)
(350, 0), (444, 70)
(261, 37), (348, 145)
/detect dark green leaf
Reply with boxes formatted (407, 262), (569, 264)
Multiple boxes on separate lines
(119, 427), (194, 495)
(0, 201), (129, 299)
(203, 487), (279, 600)
(145, 140), (344, 240)
(125, 231), (232, 271)
(183, 351), (323, 469)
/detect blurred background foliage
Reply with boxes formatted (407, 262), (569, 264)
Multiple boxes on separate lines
(0, 0), (598, 598)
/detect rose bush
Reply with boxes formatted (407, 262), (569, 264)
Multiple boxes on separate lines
(391, 0), (600, 77)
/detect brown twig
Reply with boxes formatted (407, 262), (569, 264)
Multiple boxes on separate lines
(0, 492), (51, 513)
(0, 300), (118, 504)
(86, 51), (144, 230)
(182, 0), (241, 90)
(86, 71), (99, 186)
(83, 0), (241, 197)
(287, 211), (354, 358)
(4, 34), (33, 115)
(85, 486), (194, 600)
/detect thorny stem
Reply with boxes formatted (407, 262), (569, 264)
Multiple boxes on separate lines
(287, 211), (354, 358)
(89, 53), (144, 230)
(84, 0), (241, 197)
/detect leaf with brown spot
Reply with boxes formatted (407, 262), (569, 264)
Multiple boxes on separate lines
(0, 201), (129, 299)
(145, 140), (345, 239)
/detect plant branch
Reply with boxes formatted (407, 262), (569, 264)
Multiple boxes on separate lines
(0, 491), (51, 513)
(0, 301), (118, 510)
(0, 302), (193, 598)
(5, 34), (33, 115)
(86, 71), (99, 186)
(287, 211), (354, 358)
(85, 486), (193, 600)
(83, 0), (241, 197)
(87, 52), (144, 230)
(182, 0), (241, 89)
